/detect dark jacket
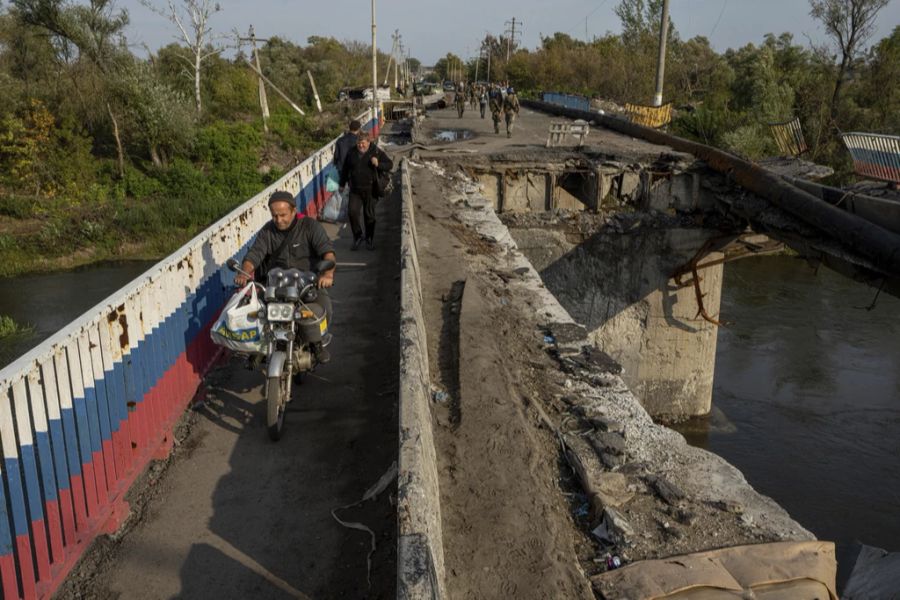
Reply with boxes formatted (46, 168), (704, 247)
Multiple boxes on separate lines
(333, 131), (359, 179)
(244, 215), (334, 276)
(340, 144), (393, 198)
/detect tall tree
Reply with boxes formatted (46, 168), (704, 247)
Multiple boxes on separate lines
(139, 0), (226, 115)
(615, 0), (677, 46)
(11, 0), (129, 72)
(809, 0), (891, 120)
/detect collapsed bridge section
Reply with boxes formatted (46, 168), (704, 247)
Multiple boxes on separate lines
(397, 152), (838, 599)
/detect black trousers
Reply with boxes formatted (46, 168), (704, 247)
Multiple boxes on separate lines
(348, 189), (377, 241)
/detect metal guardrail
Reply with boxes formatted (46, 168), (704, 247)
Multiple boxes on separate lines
(540, 92), (591, 113)
(624, 102), (673, 129)
(0, 108), (379, 600)
(546, 120), (590, 148)
(383, 100), (414, 121)
(841, 132), (900, 185)
(769, 117), (809, 157)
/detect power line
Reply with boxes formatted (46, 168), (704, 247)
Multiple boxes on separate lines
(566, 0), (610, 38)
(709, 0), (729, 40)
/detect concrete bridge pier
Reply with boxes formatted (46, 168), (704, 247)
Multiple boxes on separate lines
(514, 224), (725, 421)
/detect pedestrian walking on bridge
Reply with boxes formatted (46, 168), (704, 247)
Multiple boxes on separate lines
(478, 87), (487, 119)
(340, 133), (394, 251)
(489, 86), (503, 133)
(503, 87), (520, 138)
(455, 88), (466, 118)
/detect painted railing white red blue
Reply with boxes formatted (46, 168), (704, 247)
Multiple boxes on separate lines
(841, 132), (900, 185)
(0, 107), (380, 600)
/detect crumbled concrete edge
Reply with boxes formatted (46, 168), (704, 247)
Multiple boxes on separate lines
(425, 160), (815, 554)
(397, 159), (447, 600)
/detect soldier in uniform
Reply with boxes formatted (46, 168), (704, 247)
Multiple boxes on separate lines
(489, 85), (503, 134)
(503, 86), (520, 138)
(455, 85), (466, 118)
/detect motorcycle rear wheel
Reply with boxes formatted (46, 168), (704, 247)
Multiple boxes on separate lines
(266, 374), (288, 441)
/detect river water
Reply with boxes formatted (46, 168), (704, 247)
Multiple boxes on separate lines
(673, 255), (900, 586)
(0, 261), (156, 370)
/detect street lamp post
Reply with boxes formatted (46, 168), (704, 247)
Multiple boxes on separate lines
(371, 0), (378, 123)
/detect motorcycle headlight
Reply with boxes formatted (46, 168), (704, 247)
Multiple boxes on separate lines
(267, 303), (295, 322)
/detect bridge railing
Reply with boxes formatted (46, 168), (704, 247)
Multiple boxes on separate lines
(540, 92), (591, 113)
(769, 117), (809, 157)
(0, 107), (380, 600)
(624, 102), (673, 129)
(841, 132), (900, 185)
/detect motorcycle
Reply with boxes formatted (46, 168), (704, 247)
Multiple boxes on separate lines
(226, 258), (335, 440)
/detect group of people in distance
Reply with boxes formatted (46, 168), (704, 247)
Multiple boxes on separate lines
(454, 81), (520, 137)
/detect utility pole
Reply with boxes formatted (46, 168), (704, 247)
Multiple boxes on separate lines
(240, 26), (270, 132)
(306, 70), (322, 113)
(244, 60), (305, 115)
(504, 17), (520, 62)
(486, 38), (491, 84)
(474, 45), (480, 83)
(383, 30), (397, 86)
(393, 31), (400, 90)
(652, 0), (670, 107)
(371, 0), (378, 123)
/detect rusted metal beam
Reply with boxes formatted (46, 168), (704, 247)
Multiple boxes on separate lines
(524, 99), (900, 280)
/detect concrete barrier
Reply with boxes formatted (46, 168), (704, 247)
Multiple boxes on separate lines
(0, 108), (380, 600)
(397, 159), (447, 599)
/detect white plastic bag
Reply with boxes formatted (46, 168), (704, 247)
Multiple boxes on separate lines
(210, 282), (264, 353)
(325, 170), (341, 193)
(320, 190), (348, 223)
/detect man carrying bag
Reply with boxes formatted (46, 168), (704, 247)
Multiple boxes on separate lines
(339, 132), (393, 251)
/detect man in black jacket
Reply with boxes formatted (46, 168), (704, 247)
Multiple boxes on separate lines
(332, 119), (361, 180)
(235, 191), (336, 360)
(339, 133), (393, 250)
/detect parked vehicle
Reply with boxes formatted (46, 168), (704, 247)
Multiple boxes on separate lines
(226, 258), (334, 440)
(338, 86), (391, 101)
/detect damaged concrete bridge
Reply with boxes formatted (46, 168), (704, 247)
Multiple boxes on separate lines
(3, 98), (897, 599)
(396, 99), (900, 599)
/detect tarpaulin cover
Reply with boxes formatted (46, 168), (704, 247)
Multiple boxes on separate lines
(592, 541), (837, 600)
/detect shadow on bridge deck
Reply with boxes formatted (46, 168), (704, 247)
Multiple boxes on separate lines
(58, 178), (404, 599)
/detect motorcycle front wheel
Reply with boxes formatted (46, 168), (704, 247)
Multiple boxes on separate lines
(266, 374), (288, 441)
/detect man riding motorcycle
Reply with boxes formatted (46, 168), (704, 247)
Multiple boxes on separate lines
(235, 190), (336, 362)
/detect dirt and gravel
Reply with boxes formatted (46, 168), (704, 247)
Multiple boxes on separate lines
(411, 162), (595, 600)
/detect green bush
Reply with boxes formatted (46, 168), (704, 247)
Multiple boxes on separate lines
(113, 198), (164, 236)
(0, 193), (35, 218)
(0, 314), (33, 339)
(123, 166), (164, 199)
(720, 124), (778, 160)
(267, 112), (319, 152)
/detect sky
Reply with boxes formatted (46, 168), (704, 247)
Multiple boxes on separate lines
(118, 0), (900, 65)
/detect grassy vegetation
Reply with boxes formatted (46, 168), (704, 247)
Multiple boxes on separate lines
(0, 4), (373, 277)
(0, 314), (33, 339)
